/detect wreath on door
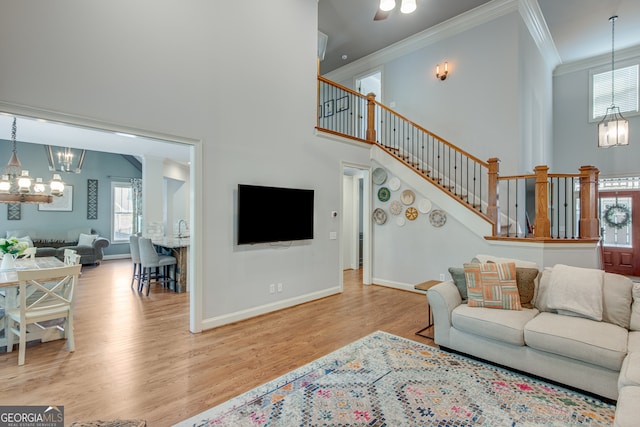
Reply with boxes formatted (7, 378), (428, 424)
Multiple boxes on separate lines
(603, 204), (631, 229)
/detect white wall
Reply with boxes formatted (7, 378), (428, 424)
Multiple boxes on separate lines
(0, 0), (371, 328)
(552, 48), (640, 177)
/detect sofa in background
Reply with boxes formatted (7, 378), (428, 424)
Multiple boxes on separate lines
(427, 254), (640, 427)
(6, 228), (110, 265)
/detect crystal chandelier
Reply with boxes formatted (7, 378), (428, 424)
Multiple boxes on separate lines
(0, 117), (65, 204)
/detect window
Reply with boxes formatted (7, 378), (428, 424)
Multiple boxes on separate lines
(591, 64), (639, 121)
(112, 182), (134, 243)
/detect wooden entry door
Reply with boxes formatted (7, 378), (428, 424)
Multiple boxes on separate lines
(600, 191), (640, 276)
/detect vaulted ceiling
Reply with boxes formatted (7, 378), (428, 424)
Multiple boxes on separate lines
(318, 0), (640, 74)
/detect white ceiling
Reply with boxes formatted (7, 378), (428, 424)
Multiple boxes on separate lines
(318, 0), (640, 74)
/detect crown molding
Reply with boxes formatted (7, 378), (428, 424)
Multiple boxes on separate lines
(518, 0), (561, 69)
(554, 44), (640, 76)
(324, 0), (519, 82)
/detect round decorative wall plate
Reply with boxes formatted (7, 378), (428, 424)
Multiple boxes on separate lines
(372, 208), (387, 225)
(377, 187), (391, 202)
(405, 206), (418, 221)
(429, 209), (447, 227)
(388, 177), (401, 191)
(418, 198), (432, 213)
(401, 189), (415, 205)
(396, 216), (406, 227)
(372, 168), (387, 185)
(389, 200), (403, 215)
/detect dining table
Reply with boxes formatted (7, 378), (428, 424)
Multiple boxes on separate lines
(0, 256), (67, 351)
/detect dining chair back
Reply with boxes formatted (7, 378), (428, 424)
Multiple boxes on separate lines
(6, 264), (82, 365)
(63, 249), (78, 265)
(19, 247), (37, 259)
(138, 237), (176, 295)
(65, 253), (82, 266)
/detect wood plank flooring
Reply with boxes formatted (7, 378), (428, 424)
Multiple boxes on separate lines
(0, 259), (435, 426)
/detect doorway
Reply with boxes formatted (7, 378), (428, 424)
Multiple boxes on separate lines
(342, 164), (371, 285)
(600, 190), (640, 276)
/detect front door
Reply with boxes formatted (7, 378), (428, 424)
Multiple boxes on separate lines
(600, 191), (640, 276)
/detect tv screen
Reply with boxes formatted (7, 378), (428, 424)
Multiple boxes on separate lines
(237, 184), (314, 245)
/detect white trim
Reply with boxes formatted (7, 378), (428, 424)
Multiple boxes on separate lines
(371, 278), (422, 294)
(554, 45), (640, 77)
(518, 0), (561, 68)
(325, 0), (519, 83)
(201, 287), (342, 330)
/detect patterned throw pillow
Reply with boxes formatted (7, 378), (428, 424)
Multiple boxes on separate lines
(515, 267), (539, 309)
(464, 262), (522, 310)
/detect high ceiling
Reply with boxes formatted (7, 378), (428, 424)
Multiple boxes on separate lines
(318, 0), (640, 74)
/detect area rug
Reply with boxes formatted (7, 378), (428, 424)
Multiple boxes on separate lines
(175, 331), (615, 426)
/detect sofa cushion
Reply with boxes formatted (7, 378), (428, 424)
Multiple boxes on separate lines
(614, 386), (640, 427)
(630, 283), (640, 331)
(628, 331), (640, 353)
(618, 353), (640, 388)
(465, 262), (521, 310)
(524, 312), (627, 371)
(452, 304), (539, 346)
(602, 272), (633, 329)
(474, 254), (539, 269)
(546, 264), (604, 321)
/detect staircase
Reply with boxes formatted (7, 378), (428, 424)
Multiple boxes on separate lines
(317, 76), (600, 242)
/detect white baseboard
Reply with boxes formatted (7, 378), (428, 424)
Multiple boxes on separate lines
(103, 254), (131, 260)
(201, 286), (343, 331)
(372, 278), (422, 294)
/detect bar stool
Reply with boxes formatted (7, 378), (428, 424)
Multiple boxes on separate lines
(138, 237), (176, 295)
(129, 235), (142, 290)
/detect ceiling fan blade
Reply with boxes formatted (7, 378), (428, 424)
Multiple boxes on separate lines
(374, 9), (390, 21)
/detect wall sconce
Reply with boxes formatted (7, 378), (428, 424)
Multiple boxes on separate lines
(436, 62), (448, 81)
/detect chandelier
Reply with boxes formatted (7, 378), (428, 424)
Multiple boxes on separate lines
(45, 145), (86, 173)
(0, 117), (65, 204)
(598, 15), (629, 148)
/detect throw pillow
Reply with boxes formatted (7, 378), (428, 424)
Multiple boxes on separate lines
(448, 267), (468, 301)
(630, 283), (640, 331)
(546, 264), (604, 321)
(602, 272), (633, 329)
(474, 254), (539, 270)
(464, 262), (522, 310)
(78, 233), (98, 246)
(515, 267), (539, 309)
(17, 235), (34, 248)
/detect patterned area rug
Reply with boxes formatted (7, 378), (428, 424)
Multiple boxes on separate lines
(175, 331), (615, 426)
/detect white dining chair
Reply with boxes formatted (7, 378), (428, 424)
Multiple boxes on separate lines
(63, 249), (78, 265)
(65, 253), (82, 266)
(5, 264), (82, 365)
(129, 235), (142, 290)
(138, 237), (176, 295)
(19, 247), (37, 259)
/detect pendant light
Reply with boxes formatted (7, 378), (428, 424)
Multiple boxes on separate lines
(598, 16), (629, 148)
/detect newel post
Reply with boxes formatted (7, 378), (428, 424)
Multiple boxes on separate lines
(366, 92), (377, 143)
(579, 165), (600, 239)
(534, 165), (551, 238)
(487, 158), (500, 236)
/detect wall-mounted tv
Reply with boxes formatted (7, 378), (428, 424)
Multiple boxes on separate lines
(237, 184), (314, 245)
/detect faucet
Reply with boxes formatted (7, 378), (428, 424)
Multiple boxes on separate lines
(178, 219), (188, 238)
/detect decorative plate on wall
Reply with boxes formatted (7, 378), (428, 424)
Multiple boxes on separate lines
(401, 189), (415, 205)
(372, 168), (387, 185)
(372, 208), (387, 225)
(388, 177), (401, 191)
(389, 200), (403, 215)
(429, 209), (447, 227)
(418, 198), (432, 214)
(377, 187), (391, 202)
(396, 216), (406, 227)
(405, 207), (418, 221)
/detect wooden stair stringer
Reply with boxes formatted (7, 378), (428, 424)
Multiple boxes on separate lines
(371, 145), (493, 240)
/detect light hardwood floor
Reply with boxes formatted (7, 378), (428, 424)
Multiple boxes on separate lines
(0, 259), (434, 426)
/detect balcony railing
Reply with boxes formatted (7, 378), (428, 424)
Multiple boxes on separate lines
(317, 76), (600, 241)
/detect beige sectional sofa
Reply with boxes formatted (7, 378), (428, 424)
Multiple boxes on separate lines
(427, 255), (640, 426)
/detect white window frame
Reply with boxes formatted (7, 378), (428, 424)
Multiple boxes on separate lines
(111, 181), (134, 244)
(589, 59), (639, 123)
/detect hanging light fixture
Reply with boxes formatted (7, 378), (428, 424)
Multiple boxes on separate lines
(400, 0), (417, 14)
(598, 15), (629, 148)
(45, 144), (86, 173)
(379, 0), (396, 12)
(0, 117), (64, 204)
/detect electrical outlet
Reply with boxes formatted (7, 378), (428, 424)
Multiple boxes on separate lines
(439, 273), (445, 281)
(277, 283), (283, 293)
(269, 284), (276, 294)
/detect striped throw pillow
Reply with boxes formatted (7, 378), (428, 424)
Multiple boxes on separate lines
(463, 262), (522, 310)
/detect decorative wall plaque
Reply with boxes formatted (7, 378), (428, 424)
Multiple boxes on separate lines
(87, 179), (98, 219)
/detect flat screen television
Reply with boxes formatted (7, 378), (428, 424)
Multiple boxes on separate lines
(237, 184), (314, 245)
